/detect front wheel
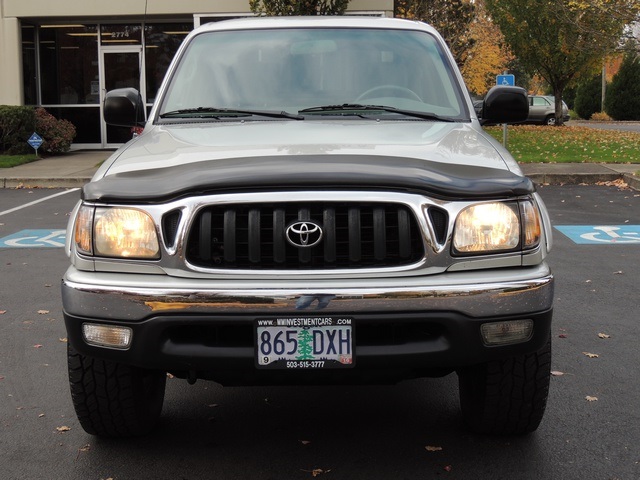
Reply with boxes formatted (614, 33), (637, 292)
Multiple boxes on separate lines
(544, 115), (556, 126)
(457, 336), (551, 435)
(67, 344), (166, 438)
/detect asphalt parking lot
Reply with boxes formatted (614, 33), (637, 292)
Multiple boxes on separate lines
(0, 183), (639, 480)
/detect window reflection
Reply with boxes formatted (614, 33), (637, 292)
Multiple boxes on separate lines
(144, 24), (191, 103)
(47, 107), (101, 143)
(39, 25), (100, 105)
(21, 24), (37, 105)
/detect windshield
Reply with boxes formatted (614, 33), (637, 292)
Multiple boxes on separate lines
(158, 27), (468, 121)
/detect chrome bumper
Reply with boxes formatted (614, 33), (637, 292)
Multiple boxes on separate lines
(62, 264), (554, 321)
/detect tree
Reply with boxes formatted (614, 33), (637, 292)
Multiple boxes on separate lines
(485, 0), (640, 126)
(605, 48), (640, 120)
(395, 0), (475, 69)
(459, 0), (513, 96)
(249, 0), (349, 15)
(574, 74), (604, 119)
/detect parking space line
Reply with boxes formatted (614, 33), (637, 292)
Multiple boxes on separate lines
(0, 188), (79, 217)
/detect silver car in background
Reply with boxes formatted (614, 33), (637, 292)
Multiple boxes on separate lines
(527, 95), (570, 125)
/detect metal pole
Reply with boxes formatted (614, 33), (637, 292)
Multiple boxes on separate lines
(601, 63), (606, 112)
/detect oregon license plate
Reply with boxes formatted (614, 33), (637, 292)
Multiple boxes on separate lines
(255, 317), (354, 369)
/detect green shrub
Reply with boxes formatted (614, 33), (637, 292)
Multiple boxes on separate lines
(574, 75), (603, 120)
(0, 105), (36, 154)
(605, 50), (640, 121)
(35, 108), (76, 154)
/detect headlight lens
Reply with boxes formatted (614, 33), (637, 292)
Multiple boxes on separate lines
(521, 200), (541, 249)
(74, 205), (94, 255)
(453, 202), (520, 253)
(74, 206), (160, 259)
(94, 207), (160, 259)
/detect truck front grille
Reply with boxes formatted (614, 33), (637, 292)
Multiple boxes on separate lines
(185, 202), (427, 270)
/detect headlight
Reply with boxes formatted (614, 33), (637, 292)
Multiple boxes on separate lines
(74, 206), (160, 259)
(74, 205), (94, 255)
(453, 200), (542, 255)
(520, 200), (541, 249)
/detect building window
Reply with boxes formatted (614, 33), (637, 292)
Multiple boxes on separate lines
(39, 25), (100, 105)
(21, 24), (38, 105)
(144, 24), (192, 104)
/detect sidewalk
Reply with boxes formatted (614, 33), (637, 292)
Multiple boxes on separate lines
(0, 150), (638, 190)
(0, 150), (111, 188)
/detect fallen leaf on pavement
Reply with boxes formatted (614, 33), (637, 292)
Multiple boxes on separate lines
(33, 344), (43, 349)
(59, 338), (68, 343)
(586, 396), (598, 402)
(598, 333), (611, 339)
(37, 310), (49, 315)
(56, 426), (71, 432)
(299, 440), (312, 445)
(551, 371), (564, 376)
(425, 446), (443, 452)
(0, 310), (6, 315)
(301, 469), (331, 477)
(75, 444), (92, 462)
(613, 271), (623, 275)
(582, 352), (599, 358)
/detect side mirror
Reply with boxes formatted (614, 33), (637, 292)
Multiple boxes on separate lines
(104, 88), (146, 127)
(481, 86), (528, 125)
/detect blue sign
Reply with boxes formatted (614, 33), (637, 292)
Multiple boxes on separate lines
(554, 225), (640, 245)
(0, 229), (66, 248)
(27, 132), (44, 151)
(496, 74), (515, 86)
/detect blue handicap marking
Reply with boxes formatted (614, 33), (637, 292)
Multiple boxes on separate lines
(496, 74), (515, 86)
(0, 229), (66, 248)
(554, 225), (640, 245)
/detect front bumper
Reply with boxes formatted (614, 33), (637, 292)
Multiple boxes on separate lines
(62, 264), (554, 384)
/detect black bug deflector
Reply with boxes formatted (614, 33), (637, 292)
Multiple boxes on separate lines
(82, 155), (535, 203)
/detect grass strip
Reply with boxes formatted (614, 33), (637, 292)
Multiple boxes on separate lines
(0, 154), (39, 168)
(485, 125), (640, 164)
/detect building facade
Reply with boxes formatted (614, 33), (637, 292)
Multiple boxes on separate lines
(0, 0), (393, 148)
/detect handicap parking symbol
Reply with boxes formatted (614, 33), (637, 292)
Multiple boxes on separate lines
(0, 229), (66, 248)
(554, 225), (640, 245)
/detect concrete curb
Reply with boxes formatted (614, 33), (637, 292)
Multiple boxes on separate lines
(1, 178), (89, 189)
(623, 173), (640, 191)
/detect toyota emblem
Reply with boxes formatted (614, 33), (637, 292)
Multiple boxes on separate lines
(286, 221), (323, 248)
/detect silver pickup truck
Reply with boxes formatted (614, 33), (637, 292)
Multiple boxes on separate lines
(62, 16), (554, 438)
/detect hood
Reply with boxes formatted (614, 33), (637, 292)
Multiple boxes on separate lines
(85, 121), (532, 202)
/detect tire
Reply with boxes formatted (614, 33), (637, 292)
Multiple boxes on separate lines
(457, 336), (551, 435)
(544, 115), (556, 126)
(67, 344), (166, 438)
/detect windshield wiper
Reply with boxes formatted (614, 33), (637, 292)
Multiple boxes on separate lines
(299, 104), (457, 122)
(159, 107), (303, 120)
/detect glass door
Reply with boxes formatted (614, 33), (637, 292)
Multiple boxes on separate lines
(100, 46), (145, 146)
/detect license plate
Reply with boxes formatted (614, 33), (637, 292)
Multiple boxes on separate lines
(255, 317), (354, 369)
